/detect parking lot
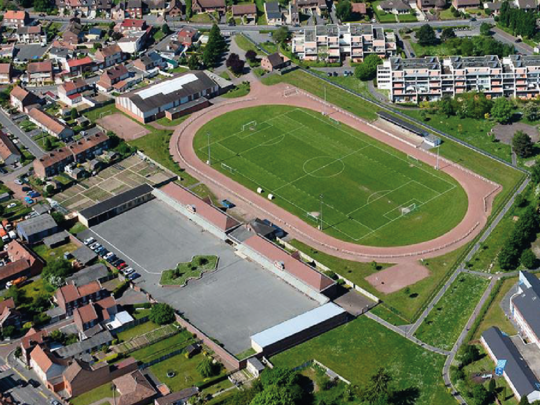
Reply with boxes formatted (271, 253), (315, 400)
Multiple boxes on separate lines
(80, 199), (320, 355)
(14, 44), (48, 63)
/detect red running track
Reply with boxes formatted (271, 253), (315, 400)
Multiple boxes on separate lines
(169, 80), (501, 264)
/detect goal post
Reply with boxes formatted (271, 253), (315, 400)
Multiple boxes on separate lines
(221, 163), (236, 173)
(283, 87), (299, 97)
(242, 121), (257, 132)
(401, 203), (416, 216)
(329, 117), (340, 126)
(407, 155), (420, 165)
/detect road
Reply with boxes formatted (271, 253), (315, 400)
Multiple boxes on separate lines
(493, 27), (535, 55)
(0, 110), (44, 159)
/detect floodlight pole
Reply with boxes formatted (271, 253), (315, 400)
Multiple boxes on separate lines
(319, 194), (323, 230)
(435, 145), (440, 170)
(207, 132), (211, 165)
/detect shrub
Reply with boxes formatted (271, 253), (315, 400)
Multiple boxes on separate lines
(149, 303), (175, 325)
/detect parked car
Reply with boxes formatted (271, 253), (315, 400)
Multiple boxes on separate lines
(122, 267), (134, 276)
(22, 186), (31, 192)
(220, 199), (235, 209)
(6, 203), (16, 209)
(28, 379), (40, 388)
(92, 244), (102, 252)
(28, 191), (40, 198)
(104, 252), (115, 260)
(128, 272), (141, 281)
(24, 197), (34, 205)
(90, 242), (100, 250)
(84, 237), (95, 246)
(116, 262), (127, 270)
(14, 179), (22, 185)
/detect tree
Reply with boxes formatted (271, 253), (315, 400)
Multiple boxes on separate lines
(524, 102), (539, 121)
(226, 53), (245, 75)
(521, 249), (537, 269)
(3, 326), (15, 339)
(480, 23), (492, 36)
(461, 345), (481, 366)
(336, 0), (352, 21)
(272, 26), (290, 44)
(512, 130), (534, 158)
(14, 347), (22, 358)
(42, 259), (72, 284)
(188, 54), (199, 70)
(440, 27), (456, 42)
(533, 162), (540, 184)
(361, 368), (393, 404)
(149, 303), (175, 325)
(488, 378), (496, 395)
(202, 24), (225, 67)
(490, 97), (514, 124)
(197, 358), (220, 378)
(70, 108), (78, 121)
(439, 95), (456, 117)
(472, 385), (490, 405)
(250, 368), (306, 405)
(245, 50), (257, 62)
(417, 24), (437, 47)
(519, 397), (531, 405)
(93, 42), (102, 50)
(43, 137), (53, 151)
(45, 184), (55, 196)
(50, 330), (64, 342)
(355, 54), (383, 81)
(162, 23), (171, 35)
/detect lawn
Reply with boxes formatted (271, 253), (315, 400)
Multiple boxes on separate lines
(190, 13), (213, 23)
(372, 2), (397, 23)
(397, 13), (418, 22)
(221, 82), (250, 99)
(261, 69), (381, 121)
(68, 222), (87, 235)
(70, 383), (115, 405)
(271, 317), (454, 405)
(234, 34), (264, 55)
(194, 105), (468, 247)
(472, 277), (517, 340)
(131, 330), (195, 364)
(19, 278), (53, 301)
(33, 242), (78, 263)
(414, 273), (489, 350)
(117, 321), (159, 342)
(150, 352), (216, 392)
(160, 255), (218, 286)
(34, 133), (64, 150)
(259, 41), (278, 54)
(84, 103), (117, 123)
(255, 0), (267, 25)
(156, 115), (190, 127)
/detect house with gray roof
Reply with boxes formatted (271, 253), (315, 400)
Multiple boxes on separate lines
(511, 271), (540, 349)
(71, 245), (97, 266)
(66, 263), (111, 287)
(17, 213), (59, 244)
(264, 2), (283, 25)
(481, 327), (540, 403)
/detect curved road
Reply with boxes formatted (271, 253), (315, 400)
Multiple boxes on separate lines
(169, 79), (500, 262)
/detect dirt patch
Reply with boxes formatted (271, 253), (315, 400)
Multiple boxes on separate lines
(97, 113), (149, 141)
(492, 122), (539, 145)
(365, 262), (430, 294)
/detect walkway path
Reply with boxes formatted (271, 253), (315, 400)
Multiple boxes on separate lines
(169, 79), (500, 263)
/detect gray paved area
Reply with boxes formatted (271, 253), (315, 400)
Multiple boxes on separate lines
(14, 44), (48, 63)
(511, 335), (540, 380)
(82, 199), (319, 355)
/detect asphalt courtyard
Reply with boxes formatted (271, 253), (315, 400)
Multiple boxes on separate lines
(81, 199), (319, 355)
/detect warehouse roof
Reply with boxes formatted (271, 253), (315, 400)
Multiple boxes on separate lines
(482, 327), (540, 400)
(17, 213), (58, 238)
(119, 71), (217, 113)
(251, 303), (345, 349)
(79, 184), (153, 221)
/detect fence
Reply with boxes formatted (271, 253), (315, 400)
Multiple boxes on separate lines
(291, 359), (351, 385)
(139, 347), (186, 369)
(277, 238), (380, 303)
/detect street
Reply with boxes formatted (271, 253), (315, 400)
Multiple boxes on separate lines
(0, 110), (44, 159)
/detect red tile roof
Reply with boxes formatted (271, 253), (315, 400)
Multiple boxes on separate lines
(0, 64), (11, 74)
(0, 131), (20, 161)
(75, 302), (98, 324)
(351, 2), (367, 13)
(120, 19), (145, 29)
(27, 61), (52, 74)
(160, 182), (239, 232)
(244, 234), (334, 292)
(67, 57), (93, 68)
(28, 108), (68, 136)
(4, 10), (26, 20)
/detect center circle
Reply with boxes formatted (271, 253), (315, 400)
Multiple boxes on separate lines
(303, 156), (346, 178)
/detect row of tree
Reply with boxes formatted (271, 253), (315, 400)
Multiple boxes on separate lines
(499, 2), (537, 39)
(498, 205), (539, 270)
(436, 93), (516, 124)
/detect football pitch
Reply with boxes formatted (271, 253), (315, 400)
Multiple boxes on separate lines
(193, 106), (468, 247)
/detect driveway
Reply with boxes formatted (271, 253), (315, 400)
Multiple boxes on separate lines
(0, 110), (44, 158)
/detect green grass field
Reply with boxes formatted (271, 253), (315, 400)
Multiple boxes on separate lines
(194, 105), (467, 246)
(271, 317), (454, 405)
(414, 273), (489, 350)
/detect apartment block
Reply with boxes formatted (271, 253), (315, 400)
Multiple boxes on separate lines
(378, 54), (540, 103)
(292, 24), (397, 63)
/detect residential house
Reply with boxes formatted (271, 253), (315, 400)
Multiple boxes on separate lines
(516, 0), (537, 10)
(177, 27), (198, 47)
(10, 86), (41, 113)
(482, 327), (540, 403)
(232, 4), (257, 23)
(286, 3), (299, 25)
(3, 10), (29, 28)
(66, 56), (97, 76)
(66, 263), (111, 287)
(15, 25), (47, 45)
(73, 296), (118, 337)
(58, 78), (90, 106)
(70, 244), (98, 265)
(95, 44), (126, 68)
(114, 370), (157, 405)
(112, 3), (127, 19)
(191, 0), (226, 14)
(55, 330), (113, 360)
(261, 52), (290, 72)
(0, 131), (21, 166)
(146, 0), (166, 14)
(0, 298), (21, 332)
(0, 240), (45, 288)
(63, 19), (84, 44)
(17, 214), (59, 244)
(85, 27), (103, 41)
(27, 61), (54, 85)
(294, 0), (326, 15)
(97, 65), (130, 92)
(154, 36), (185, 59)
(55, 0), (113, 17)
(126, 0), (144, 17)
(63, 358), (138, 398)
(118, 18), (147, 33)
(451, 0), (480, 8)
(20, 328), (49, 365)
(34, 132), (109, 179)
(0, 64), (12, 84)
(133, 51), (165, 71)
(54, 280), (107, 315)
(265, 2), (283, 25)
(28, 108), (74, 140)
(154, 388), (199, 405)
(484, 1), (506, 14)
(118, 28), (150, 54)
(29, 345), (67, 390)
(166, 0), (183, 17)
(351, 2), (368, 15)
(49, 47), (73, 67)
(416, 0), (446, 10)
(378, 0), (411, 14)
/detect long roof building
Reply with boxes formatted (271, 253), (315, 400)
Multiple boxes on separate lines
(115, 71), (226, 123)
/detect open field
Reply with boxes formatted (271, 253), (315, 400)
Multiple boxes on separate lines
(414, 273), (489, 350)
(194, 105), (467, 246)
(271, 317), (454, 405)
(71, 383), (115, 405)
(131, 330), (195, 364)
